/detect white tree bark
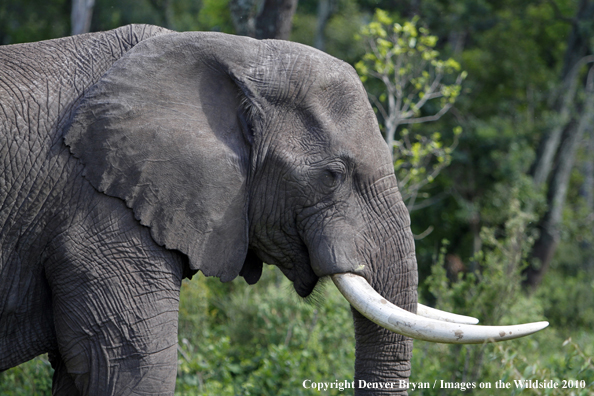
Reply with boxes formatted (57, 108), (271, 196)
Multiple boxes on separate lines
(314, 0), (335, 51)
(229, 0), (297, 40)
(532, 55), (594, 186)
(71, 0), (95, 36)
(527, 66), (594, 287)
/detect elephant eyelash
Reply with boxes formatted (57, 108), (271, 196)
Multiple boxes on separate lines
(238, 94), (259, 126)
(327, 161), (348, 178)
(238, 95), (259, 145)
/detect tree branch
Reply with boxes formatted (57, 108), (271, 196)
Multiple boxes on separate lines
(410, 190), (450, 211)
(399, 102), (454, 125)
(367, 93), (389, 122)
(412, 73), (444, 111)
(413, 225), (434, 240)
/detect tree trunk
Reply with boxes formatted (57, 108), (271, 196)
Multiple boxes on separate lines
(560, 0), (594, 78)
(148, 0), (175, 30)
(71, 0), (95, 35)
(256, 0), (298, 40)
(229, 0), (261, 37)
(530, 0), (593, 186)
(229, 0), (298, 40)
(525, 0), (594, 287)
(314, 0), (335, 51)
(526, 75), (594, 287)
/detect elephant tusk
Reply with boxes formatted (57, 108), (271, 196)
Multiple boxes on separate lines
(417, 303), (479, 324)
(332, 273), (549, 344)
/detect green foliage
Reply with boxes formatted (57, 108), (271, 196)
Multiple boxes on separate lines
(354, 10), (465, 146)
(175, 267), (354, 395)
(393, 127), (460, 209)
(400, 0), (577, 292)
(355, 10), (464, 87)
(412, 330), (594, 396)
(427, 191), (537, 327)
(323, 0), (367, 64)
(0, 0), (69, 44)
(194, 0), (234, 33)
(354, 10), (466, 212)
(0, 355), (53, 395)
(538, 269), (594, 330)
(543, 164), (594, 330)
(493, 335), (594, 396)
(92, 0), (234, 34)
(291, 0), (366, 64)
(415, 191), (594, 394)
(287, 12), (317, 48)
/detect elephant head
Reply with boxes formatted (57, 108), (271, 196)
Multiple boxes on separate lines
(65, 31), (547, 393)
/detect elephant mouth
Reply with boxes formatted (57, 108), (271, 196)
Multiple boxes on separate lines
(294, 276), (319, 298)
(276, 263), (319, 298)
(332, 273), (549, 344)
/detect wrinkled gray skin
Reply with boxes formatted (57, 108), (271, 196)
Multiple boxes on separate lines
(0, 25), (417, 395)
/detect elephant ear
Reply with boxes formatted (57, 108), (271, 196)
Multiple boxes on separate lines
(65, 32), (259, 282)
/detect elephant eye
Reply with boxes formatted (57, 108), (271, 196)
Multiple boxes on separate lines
(320, 169), (343, 189)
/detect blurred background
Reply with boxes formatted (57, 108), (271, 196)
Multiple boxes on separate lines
(1, 0), (593, 394)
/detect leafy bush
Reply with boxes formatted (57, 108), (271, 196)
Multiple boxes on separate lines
(412, 191), (594, 395)
(0, 355), (53, 396)
(175, 267), (355, 395)
(538, 269), (594, 330)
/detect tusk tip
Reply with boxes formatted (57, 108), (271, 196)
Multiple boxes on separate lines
(537, 321), (550, 330)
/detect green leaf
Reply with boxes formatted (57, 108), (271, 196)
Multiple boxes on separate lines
(375, 9), (392, 25)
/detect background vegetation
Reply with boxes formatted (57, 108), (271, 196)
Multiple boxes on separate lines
(1, 0), (593, 394)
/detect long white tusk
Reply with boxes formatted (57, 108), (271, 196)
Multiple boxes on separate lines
(417, 303), (479, 324)
(332, 273), (549, 344)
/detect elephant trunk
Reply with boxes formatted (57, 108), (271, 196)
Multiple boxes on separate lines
(352, 309), (414, 395)
(350, 195), (418, 395)
(331, 181), (548, 395)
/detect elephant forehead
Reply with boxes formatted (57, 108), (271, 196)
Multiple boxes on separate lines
(272, 108), (392, 180)
(307, 96), (392, 174)
(256, 40), (356, 101)
(304, 67), (388, 159)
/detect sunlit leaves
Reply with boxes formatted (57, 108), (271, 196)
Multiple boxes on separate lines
(355, 10), (465, 113)
(392, 127), (460, 208)
(355, 9), (465, 210)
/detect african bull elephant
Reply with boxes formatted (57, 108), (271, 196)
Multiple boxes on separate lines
(0, 25), (547, 395)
